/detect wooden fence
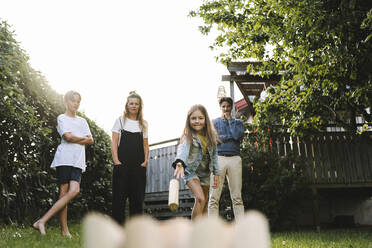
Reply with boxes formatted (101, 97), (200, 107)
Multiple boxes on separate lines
(144, 132), (372, 225)
(145, 132), (372, 193)
(271, 132), (372, 188)
(145, 142), (188, 193)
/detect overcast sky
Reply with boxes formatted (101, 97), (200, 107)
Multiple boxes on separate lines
(1, 0), (243, 144)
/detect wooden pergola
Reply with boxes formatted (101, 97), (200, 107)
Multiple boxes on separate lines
(222, 62), (281, 115)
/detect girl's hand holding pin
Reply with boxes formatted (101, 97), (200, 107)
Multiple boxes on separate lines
(173, 162), (184, 179)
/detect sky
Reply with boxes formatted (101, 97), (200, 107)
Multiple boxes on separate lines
(1, 0), (243, 144)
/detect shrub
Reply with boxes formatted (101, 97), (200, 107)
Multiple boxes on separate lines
(219, 123), (310, 230)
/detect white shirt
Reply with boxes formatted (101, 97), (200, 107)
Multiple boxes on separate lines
(51, 114), (92, 172)
(111, 117), (148, 143)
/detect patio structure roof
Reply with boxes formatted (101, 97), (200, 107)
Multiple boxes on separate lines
(222, 62), (281, 104)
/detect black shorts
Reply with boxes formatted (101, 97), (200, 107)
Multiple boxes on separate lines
(56, 166), (82, 184)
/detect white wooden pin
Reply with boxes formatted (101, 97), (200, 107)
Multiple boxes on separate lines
(188, 217), (227, 248)
(83, 213), (125, 248)
(233, 210), (271, 248)
(124, 215), (162, 248)
(168, 178), (179, 211)
(159, 218), (192, 248)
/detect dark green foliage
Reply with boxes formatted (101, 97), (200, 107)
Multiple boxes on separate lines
(0, 20), (113, 224)
(192, 0), (372, 228)
(219, 123), (309, 230)
(192, 0), (372, 136)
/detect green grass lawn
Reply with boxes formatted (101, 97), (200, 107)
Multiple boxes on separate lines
(1, 223), (371, 248)
(271, 229), (372, 248)
(1, 223), (82, 248)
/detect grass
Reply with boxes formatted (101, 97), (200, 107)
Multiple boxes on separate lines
(0, 223), (82, 248)
(271, 229), (372, 248)
(1, 223), (371, 248)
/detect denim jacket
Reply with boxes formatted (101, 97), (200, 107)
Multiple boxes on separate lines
(172, 135), (220, 176)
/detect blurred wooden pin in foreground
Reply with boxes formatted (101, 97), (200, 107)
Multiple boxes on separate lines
(83, 210), (270, 248)
(83, 213), (124, 248)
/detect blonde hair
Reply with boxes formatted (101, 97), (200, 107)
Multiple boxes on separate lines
(64, 90), (81, 102)
(181, 104), (217, 148)
(123, 91), (146, 132)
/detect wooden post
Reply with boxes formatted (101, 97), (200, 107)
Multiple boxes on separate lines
(230, 81), (236, 118)
(311, 186), (320, 232)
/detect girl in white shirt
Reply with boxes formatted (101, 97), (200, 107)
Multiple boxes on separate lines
(111, 91), (149, 225)
(33, 91), (94, 237)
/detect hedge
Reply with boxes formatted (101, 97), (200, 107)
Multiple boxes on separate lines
(0, 20), (113, 224)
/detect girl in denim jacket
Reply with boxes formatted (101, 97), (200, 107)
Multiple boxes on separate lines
(172, 104), (220, 219)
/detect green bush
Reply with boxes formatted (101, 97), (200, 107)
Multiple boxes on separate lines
(0, 20), (113, 224)
(219, 123), (310, 230)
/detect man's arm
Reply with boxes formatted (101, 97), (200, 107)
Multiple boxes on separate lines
(214, 118), (232, 142)
(228, 119), (245, 141)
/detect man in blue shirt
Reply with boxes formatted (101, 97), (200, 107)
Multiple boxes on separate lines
(208, 97), (245, 220)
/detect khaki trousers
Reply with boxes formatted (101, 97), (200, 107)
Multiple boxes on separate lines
(208, 155), (244, 220)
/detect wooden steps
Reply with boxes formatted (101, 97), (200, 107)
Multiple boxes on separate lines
(144, 189), (194, 219)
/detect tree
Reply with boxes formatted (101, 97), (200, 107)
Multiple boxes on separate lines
(191, 0), (372, 136)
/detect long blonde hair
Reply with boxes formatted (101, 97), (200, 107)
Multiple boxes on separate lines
(123, 91), (146, 132)
(181, 104), (217, 148)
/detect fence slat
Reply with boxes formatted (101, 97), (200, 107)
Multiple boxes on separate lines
(312, 136), (322, 184)
(363, 138), (372, 181)
(352, 136), (365, 183)
(333, 134), (346, 184)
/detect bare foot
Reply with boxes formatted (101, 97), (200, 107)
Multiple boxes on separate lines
(62, 232), (72, 238)
(32, 220), (46, 235)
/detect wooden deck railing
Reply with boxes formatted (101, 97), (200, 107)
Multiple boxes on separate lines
(146, 132), (372, 192)
(145, 139), (191, 218)
(146, 142), (184, 193)
(271, 132), (372, 188)
(144, 132), (372, 222)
